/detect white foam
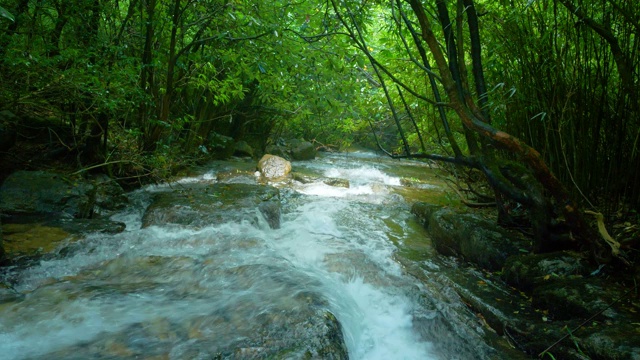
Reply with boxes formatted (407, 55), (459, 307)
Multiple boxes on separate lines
(336, 277), (436, 360)
(324, 166), (401, 186)
(0, 159), (444, 360)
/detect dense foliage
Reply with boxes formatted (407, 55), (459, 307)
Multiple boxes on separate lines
(1, 0), (638, 256)
(0, 0), (368, 179)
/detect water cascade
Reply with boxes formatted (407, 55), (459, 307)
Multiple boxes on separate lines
(0, 151), (511, 359)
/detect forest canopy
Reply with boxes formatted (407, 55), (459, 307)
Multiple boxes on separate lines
(0, 0), (638, 258)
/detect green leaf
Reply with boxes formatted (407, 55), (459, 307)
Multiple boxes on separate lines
(0, 6), (15, 22)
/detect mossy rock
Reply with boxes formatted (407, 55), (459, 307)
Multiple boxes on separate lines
(532, 277), (630, 321)
(0, 171), (96, 219)
(502, 251), (590, 291)
(410, 202), (443, 230)
(290, 140), (316, 161)
(427, 208), (526, 271)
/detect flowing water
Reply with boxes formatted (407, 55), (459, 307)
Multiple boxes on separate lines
(0, 151), (514, 359)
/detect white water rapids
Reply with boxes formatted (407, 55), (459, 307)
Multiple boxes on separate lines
(0, 151), (507, 359)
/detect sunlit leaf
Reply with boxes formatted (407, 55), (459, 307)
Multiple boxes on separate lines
(0, 6), (14, 22)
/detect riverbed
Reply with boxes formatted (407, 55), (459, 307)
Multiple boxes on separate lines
(0, 151), (519, 359)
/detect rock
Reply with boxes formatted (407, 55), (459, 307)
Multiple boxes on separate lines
(216, 170), (258, 185)
(142, 183), (281, 229)
(258, 201), (281, 229)
(582, 324), (640, 360)
(412, 203), (527, 271)
(1, 223), (74, 259)
(411, 202), (443, 229)
(265, 144), (288, 159)
(258, 154), (291, 179)
(0, 110), (17, 152)
(502, 251), (589, 291)
(1, 218), (125, 262)
(322, 178), (350, 188)
(206, 132), (235, 159)
(233, 140), (254, 158)
(292, 172), (316, 184)
(408, 201), (640, 359)
(532, 277), (627, 321)
(290, 140), (317, 161)
(20, 257), (349, 359)
(0, 171), (96, 219)
(46, 218), (126, 235)
(92, 174), (128, 215)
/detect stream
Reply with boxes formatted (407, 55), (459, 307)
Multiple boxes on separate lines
(0, 151), (516, 359)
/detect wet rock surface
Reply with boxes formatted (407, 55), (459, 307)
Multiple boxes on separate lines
(289, 139), (317, 161)
(91, 174), (129, 216)
(0, 171), (128, 264)
(410, 201), (640, 359)
(0, 171), (96, 219)
(142, 183), (281, 229)
(502, 251), (590, 291)
(1, 218), (125, 265)
(412, 203), (528, 271)
(4, 254), (349, 360)
(264, 139), (316, 161)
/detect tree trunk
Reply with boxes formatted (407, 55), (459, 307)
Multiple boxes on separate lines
(407, 0), (604, 256)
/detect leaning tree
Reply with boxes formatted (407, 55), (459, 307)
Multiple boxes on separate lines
(327, 0), (624, 261)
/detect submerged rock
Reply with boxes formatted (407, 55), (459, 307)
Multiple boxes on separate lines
(322, 178), (350, 188)
(258, 154), (291, 179)
(292, 172), (316, 184)
(216, 170), (258, 185)
(258, 201), (281, 229)
(142, 183), (281, 229)
(20, 257), (349, 360)
(1, 218), (125, 263)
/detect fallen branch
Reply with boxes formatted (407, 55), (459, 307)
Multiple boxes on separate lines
(584, 210), (621, 256)
(70, 160), (142, 175)
(444, 178), (496, 208)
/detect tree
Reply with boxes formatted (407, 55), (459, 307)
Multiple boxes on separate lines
(327, 0), (619, 259)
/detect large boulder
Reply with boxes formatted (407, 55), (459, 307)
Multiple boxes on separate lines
(289, 139), (317, 161)
(233, 140), (254, 158)
(92, 174), (129, 216)
(264, 144), (288, 159)
(0, 171), (96, 219)
(258, 154), (291, 179)
(411, 202), (527, 271)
